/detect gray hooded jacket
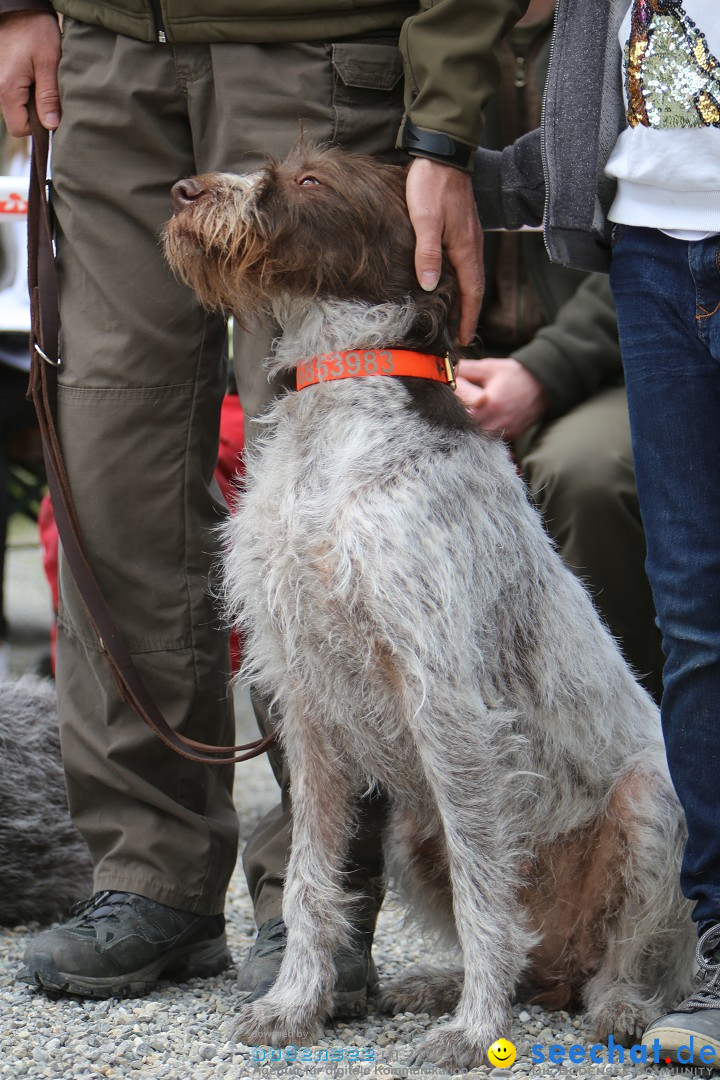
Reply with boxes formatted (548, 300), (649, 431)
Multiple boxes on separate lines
(473, 0), (627, 272)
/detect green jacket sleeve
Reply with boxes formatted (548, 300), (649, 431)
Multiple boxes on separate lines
(398, 0), (530, 158)
(513, 272), (623, 419)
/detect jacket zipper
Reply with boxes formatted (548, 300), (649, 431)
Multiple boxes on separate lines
(514, 50), (528, 337)
(539, 3), (559, 261)
(148, 0), (167, 42)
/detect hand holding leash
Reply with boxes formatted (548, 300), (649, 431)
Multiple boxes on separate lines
(0, 12), (61, 137)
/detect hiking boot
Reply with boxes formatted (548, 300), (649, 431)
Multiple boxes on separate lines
(237, 915), (379, 1018)
(642, 923), (720, 1066)
(19, 890), (232, 999)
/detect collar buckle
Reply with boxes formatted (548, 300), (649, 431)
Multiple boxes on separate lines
(443, 353), (457, 391)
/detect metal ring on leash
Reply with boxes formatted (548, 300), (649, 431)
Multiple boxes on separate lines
(34, 341), (61, 367)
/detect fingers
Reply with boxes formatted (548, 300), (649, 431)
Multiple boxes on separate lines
(456, 357), (549, 440)
(0, 56), (32, 137)
(0, 91), (29, 138)
(457, 358), (492, 387)
(406, 159), (444, 292)
(415, 238), (443, 293)
(454, 232), (485, 347)
(0, 13), (61, 136)
(34, 54), (61, 130)
(455, 374), (487, 417)
(406, 156), (484, 347)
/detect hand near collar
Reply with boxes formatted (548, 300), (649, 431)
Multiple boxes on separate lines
(405, 156), (484, 347)
(455, 357), (549, 442)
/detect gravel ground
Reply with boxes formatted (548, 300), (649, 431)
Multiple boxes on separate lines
(0, 539), (693, 1080)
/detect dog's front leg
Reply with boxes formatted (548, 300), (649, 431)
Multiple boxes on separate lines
(409, 708), (533, 1071)
(234, 710), (356, 1049)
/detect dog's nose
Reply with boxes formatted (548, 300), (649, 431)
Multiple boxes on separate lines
(171, 177), (208, 212)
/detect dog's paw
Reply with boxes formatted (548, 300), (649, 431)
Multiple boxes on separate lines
(378, 970), (463, 1016)
(232, 997), (323, 1049)
(589, 1000), (655, 1048)
(409, 1023), (488, 1071)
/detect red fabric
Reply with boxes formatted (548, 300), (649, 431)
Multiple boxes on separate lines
(37, 491), (58, 674)
(216, 393), (245, 673)
(38, 393), (246, 677)
(215, 392), (245, 503)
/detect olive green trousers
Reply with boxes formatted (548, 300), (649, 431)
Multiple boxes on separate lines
(53, 17), (403, 916)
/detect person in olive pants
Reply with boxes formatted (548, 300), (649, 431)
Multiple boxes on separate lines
(0, 0), (526, 1004)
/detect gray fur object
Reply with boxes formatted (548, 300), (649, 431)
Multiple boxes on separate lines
(0, 675), (92, 925)
(164, 145), (695, 1072)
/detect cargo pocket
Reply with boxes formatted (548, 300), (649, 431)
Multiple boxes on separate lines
(330, 41), (405, 157)
(55, 380), (206, 653)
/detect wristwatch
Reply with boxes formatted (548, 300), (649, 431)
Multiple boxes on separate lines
(400, 119), (475, 171)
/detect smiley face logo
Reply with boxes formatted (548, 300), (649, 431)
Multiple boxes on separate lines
(487, 1038), (517, 1068)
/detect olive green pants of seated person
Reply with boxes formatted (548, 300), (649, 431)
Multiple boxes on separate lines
(518, 384), (664, 704)
(53, 17), (404, 916)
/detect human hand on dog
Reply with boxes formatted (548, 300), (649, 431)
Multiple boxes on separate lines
(455, 357), (549, 441)
(0, 12), (61, 136)
(406, 157), (484, 347)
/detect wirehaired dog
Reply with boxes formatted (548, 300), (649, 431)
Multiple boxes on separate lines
(0, 676), (92, 924)
(164, 145), (694, 1070)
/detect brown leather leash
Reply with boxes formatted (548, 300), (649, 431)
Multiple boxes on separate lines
(26, 102), (275, 766)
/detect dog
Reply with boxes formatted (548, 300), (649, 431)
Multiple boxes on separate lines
(0, 675), (93, 924)
(164, 144), (694, 1070)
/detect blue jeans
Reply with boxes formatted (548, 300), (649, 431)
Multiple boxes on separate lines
(611, 226), (720, 929)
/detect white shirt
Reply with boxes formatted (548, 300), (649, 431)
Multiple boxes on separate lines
(605, 0), (720, 238)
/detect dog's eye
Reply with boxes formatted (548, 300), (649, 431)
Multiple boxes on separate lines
(298, 176), (321, 187)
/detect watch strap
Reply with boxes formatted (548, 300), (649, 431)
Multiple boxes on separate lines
(401, 119), (475, 171)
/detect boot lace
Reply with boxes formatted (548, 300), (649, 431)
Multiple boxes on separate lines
(69, 891), (131, 925)
(681, 924), (720, 1011)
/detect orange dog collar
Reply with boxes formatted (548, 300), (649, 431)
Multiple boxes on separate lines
(296, 349), (456, 391)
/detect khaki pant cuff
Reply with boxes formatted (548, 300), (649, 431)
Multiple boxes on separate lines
(93, 875), (226, 917)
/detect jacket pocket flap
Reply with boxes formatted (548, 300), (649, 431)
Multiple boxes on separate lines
(332, 43), (403, 91)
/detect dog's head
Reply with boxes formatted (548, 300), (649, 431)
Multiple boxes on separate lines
(163, 143), (456, 335)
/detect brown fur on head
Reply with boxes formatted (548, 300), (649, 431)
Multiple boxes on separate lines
(163, 143), (457, 337)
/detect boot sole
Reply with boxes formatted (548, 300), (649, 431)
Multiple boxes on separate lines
(21, 937), (233, 999)
(643, 1026), (720, 1064)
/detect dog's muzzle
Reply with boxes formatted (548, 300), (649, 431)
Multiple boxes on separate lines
(170, 171), (261, 226)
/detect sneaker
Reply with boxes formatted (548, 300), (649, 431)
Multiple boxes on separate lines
(19, 890), (232, 999)
(642, 923), (720, 1066)
(237, 915), (379, 1018)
